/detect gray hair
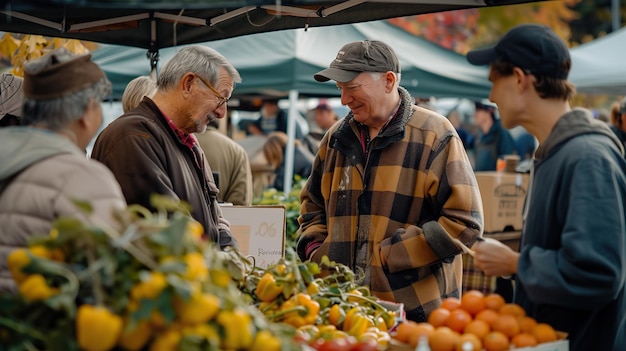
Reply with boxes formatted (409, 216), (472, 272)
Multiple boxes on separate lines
(22, 77), (111, 130)
(157, 46), (241, 90)
(122, 75), (156, 113)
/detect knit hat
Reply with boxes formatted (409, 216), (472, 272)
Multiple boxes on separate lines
(23, 48), (106, 99)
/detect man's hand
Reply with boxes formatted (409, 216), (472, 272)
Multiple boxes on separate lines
(472, 237), (519, 277)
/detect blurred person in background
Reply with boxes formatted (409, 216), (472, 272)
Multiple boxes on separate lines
(304, 100), (339, 154)
(473, 100), (516, 171)
(609, 98), (626, 151)
(0, 49), (126, 292)
(196, 119), (253, 205)
(122, 75), (156, 113)
(246, 98), (304, 139)
(92, 46), (239, 249)
(0, 73), (24, 127)
(468, 24), (626, 351)
(262, 131), (313, 192)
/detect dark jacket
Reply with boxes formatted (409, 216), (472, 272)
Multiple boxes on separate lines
(516, 108), (626, 351)
(475, 119), (516, 171)
(91, 98), (236, 249)
(297, 87), (483, 322)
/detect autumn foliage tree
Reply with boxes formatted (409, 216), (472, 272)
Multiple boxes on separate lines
(0, 33), (98, 76)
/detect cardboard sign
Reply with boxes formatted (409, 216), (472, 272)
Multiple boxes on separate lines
(220, 205), (286, 268)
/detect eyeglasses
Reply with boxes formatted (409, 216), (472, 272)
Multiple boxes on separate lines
(195, 74), (229, 108)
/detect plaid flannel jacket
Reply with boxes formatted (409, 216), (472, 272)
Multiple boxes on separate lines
(297, 87), (484, 321)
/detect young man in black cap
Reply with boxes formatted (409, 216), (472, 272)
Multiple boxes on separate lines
(468, 24), (626, 351)
(297, 40), (483, 322)
(473, 99), (515, 171)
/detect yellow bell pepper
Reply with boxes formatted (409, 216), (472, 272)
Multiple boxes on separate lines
(118, 320), (151, 351)
(255, 273), (284, 302)
(209, 268), (231, 287)
(251, 330), (281, 351)
(149, 329), (181, 351)
(184, 252), (208, 281)
(186, 220), (204, 242)
(216, 308), (253, 350)
(18, 274), (58, 302)
(281, 293), (320, 327)
(306, 281), (320, 295)
(7, 247), (49, 284)
(347, 313), (373, 337)
(328, 304), (345, 327)
(130, 272), (167, 301)
(76, 305), (123, 351)
(174, 292), (220, 325)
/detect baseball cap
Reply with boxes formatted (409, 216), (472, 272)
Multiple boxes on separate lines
(314, 40), (400, 83)
(314, 100), (332, 111)
(466, 24), (570, 79)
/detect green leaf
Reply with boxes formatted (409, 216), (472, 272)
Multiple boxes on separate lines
(71, 199), (93, 214)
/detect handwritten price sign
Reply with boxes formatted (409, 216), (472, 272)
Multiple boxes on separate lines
(219, 205), (286, 268)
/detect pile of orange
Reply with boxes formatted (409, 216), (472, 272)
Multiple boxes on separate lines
(392, 290), (560, 351)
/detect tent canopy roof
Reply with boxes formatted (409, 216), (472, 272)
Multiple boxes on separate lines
(569, 27), (626, 95)
(2, 0), (540, 49)
(93, 21), (491, 101)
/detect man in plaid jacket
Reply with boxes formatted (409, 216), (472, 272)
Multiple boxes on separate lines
(297, 40), (484, 322)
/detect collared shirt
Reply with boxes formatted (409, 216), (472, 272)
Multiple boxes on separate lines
(359, 94), (403, 155)
(165, 115), (205, 170)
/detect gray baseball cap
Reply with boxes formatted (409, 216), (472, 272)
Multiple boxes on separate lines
(314, 40), (401, 83)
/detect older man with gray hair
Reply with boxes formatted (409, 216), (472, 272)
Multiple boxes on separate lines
(92, 46), (240, 249)
(0, 48), (126, 293)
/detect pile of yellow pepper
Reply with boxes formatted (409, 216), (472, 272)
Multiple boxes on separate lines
(242, 253), (398, 349)
(0, 196), (300, 351)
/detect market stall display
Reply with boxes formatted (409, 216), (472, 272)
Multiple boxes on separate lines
(389, 290), (568, 351)
(0, 195), (299, 351)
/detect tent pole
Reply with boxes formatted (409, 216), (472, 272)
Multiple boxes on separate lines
(284, 89), (299, 194)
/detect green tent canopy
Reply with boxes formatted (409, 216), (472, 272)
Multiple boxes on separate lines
(92, 21), (491, 101)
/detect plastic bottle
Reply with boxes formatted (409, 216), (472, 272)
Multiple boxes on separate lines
(415, 335), (431, 351)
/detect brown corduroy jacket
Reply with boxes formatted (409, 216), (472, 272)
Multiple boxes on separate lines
(91, 98), (236, 249)
(297, 87), (483, 322)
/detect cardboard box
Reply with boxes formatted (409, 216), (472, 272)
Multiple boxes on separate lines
(475, 172), (529, 233)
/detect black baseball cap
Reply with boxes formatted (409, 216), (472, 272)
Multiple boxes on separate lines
(466, 24), (570, 79)
(314, 40), (401, 83)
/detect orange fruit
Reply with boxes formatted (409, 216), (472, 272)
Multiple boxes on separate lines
(532, 323), (558, 343)
(483, 331), (510, 351)
(446, 309), (473, 333)
(429, 327), (460, 351)
(483, 293), (506, 311)
(518, 316), (538, 333)
(499, 303), (526, 318)
(463, 319), (490, 340)
(441, 297), (462, 311)
(456, 333), (482, 351)
(460, 290), (486, 316)
(407, 323), (435, 347)
(394, 321), (416, 343)
(492, 314), (520, 338)
(511, 332), (538, 347)
(474, 309), (499, 328)
(428, 307), (451, 328)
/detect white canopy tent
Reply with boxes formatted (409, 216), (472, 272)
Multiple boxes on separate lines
(569, 27), (626, 95)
